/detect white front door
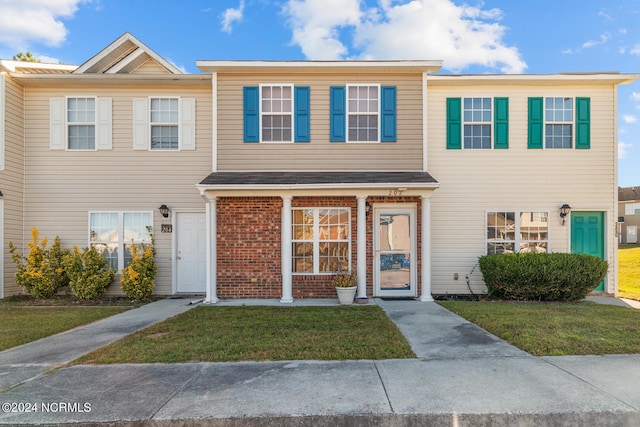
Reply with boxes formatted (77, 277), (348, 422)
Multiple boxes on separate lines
(627, 225), (638, 244)
(374, 206), (417, 297)
(176, 211), (206, 293)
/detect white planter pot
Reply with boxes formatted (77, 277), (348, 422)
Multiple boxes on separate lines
(336, 286), (357, 305)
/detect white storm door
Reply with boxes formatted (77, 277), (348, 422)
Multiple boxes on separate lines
(176, 211), (207, 293)
(374, 206), (417, 297)
(628, 225), (638, 244)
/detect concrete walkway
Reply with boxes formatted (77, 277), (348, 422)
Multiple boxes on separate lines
(0, 297), (639, 426)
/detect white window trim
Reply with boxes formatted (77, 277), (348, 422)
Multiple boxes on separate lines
(259, 83), (294, 144)
(485, 210), (550, 254)
(133, 96), (196, 151)
(88, 211), (153, 272)
(66, 96), (98, 151)
(292, 207), (351, 275)
(149, 96), (180, 151)
(625, 203), (640, 215)
(462, 96), (493, 150)
(543, 96), (574, 150)
(346, 83), (381, 143)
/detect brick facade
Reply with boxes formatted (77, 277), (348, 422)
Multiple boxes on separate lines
(216, 195), (422, 299)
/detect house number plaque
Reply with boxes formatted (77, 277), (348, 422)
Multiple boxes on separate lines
(161, 224), (172, 233)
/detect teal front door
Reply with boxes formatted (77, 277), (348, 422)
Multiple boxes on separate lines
(571, 211), (605, 291)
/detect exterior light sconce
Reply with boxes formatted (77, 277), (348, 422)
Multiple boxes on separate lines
(365, 201), (372, 217)
(559, 204), (571, 225)
(159, 204), (170, 218)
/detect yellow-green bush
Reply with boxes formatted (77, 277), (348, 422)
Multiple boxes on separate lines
(120, 230), (157, 300)
(64, 246), (116, 300)
(9, 228), (70, 298)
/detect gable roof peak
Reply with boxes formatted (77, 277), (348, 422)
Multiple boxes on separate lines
(73, 32), (183, 75)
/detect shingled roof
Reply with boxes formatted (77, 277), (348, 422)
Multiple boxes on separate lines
(199, 171), (438, 188)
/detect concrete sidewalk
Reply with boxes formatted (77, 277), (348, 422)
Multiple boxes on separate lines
(1, 297), (639, 426)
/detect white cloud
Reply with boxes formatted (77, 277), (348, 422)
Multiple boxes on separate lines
(619, 141), (632, 159)
(283, 0), (526, 73)
(0, 0), (87, 49)
(631, 44), (640, 56)
(284, 0), (362, 59)
(221, 0), (245, 34)
(624, 114), (637, 124)
(632, 92), (640, 102)
(582, 33), (610, 49)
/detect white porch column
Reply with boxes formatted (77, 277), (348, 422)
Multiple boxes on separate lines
(420, 195), (434, 302)
(205, 197), (219, 303)
(356, 195), (368, 299)
(281, 196), (294, 303)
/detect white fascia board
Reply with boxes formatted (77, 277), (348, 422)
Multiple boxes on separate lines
(197, 60), (443, 74)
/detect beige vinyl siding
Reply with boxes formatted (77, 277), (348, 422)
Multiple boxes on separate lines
(131, 59), (172, 75)
(22, 84), (212, 295)
(427, 82), (618, 294)
(2, 74), (25, 296)
(217, 73), (424, 171)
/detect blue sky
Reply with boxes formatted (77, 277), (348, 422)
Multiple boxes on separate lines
(1, 0), (639, 185)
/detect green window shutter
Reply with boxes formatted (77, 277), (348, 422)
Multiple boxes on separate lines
(380, 86), (396, 142)
(528, 97), (543, 149)
(330, 86), (346, 142)
(575, 97), (590, 149)
(493, 97), (509, 149)
(294, 86), (310, 143)
(243, 86), (259, 143)
(446, 98), (461, 150)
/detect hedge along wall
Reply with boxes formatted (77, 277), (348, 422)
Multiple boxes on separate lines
(478, 252), (608, 301)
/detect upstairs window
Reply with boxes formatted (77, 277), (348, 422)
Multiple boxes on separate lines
(446, 97), (508, 149)
(347, 85), (379, 142)
(67, 97), (96, 150)
(133, 97), (195, 151)
(625, 203), (640, 215)
(528, 97), (590, 149)
(50, 96), (112, 151)
(545, 97), (573, 149)
(463, 97), (492, 149)
(261, 85), (293, 142)
(150, 98), (179, 150)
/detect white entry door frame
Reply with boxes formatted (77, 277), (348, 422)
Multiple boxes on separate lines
(373, 204), (417, 297)
(173, 210), (207, 294)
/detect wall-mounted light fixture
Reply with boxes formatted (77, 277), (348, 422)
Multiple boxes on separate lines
(559, 203), (571, 225)
(365, 201), (372, 216)
(159, 204), (170, 218)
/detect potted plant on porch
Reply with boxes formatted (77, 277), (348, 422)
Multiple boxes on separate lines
(333, 271), (357, 305)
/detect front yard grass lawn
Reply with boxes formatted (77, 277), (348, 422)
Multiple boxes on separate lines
(0, 297), (133, 352)
(440, 300), (640, 356)
(618, 244), (640, 301)
(76, 305), (415, 364)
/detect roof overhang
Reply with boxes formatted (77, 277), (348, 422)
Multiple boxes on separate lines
(9, 73), (210, 86)
(428, 72), (640, 86)
(0, 60), (77, 73)
(196, 60), (443, 74)
(197, 171), (439, 198)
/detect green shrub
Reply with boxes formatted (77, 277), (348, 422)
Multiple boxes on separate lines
(120, 229), (157, 301)
(9, 228), (70, 298)
(479, 253), (608, 301)
(64, 246), (116, 300)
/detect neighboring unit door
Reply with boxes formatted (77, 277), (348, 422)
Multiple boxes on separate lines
(176, 212), (206, 293)
(627, 225), (638, 244)
(571, 211), (605, 292)
(374, 206), (417, 297)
